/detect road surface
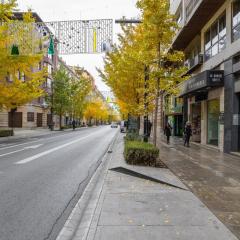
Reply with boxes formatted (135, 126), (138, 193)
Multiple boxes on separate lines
(0, 126), (117, 240)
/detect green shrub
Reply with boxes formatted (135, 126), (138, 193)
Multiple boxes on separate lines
(125, 132), (142, 142)
(0, 129), (14, 137)
(124, 140), (159, 166)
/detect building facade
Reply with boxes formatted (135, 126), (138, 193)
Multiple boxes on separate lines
(170, 0), (240, 153)
(0, 12), (55, 129)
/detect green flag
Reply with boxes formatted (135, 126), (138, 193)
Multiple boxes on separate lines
(11, 44), (19, 55)
(48, 36), (55, 55)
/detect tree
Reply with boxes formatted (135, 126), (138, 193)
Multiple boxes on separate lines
(84, 96), (111, 125)
(69, 72), (92, 121)
(100, 0), (188, 145)
(0, 1), (46, 110)
(52, 66), (71, 129)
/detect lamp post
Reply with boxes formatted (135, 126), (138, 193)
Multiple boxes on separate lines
(49, 36), (56, 131)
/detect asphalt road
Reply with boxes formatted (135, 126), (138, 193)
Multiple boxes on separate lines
(0, 126), (118, 240)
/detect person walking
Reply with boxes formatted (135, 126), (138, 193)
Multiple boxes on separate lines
(164, 122), (172, 144)
(184, 121), (192, 147)
(72, 119), (76, 130)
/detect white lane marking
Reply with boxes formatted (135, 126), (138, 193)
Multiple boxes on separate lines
(0, 144), (43, 158)
(0, 140), (41, 150)
(0, 131), (84, 151)
(0, 149), (26, 157)
(15, 133), (96, 165)
(24, 144), (43, 149)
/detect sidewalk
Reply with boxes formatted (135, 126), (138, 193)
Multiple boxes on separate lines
(158, 135), (240, 239)
(0, 127), (88, 143)
(0, 128), (54, 143)
(57, 134), (238, 240)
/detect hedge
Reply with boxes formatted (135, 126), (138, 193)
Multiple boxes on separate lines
(125, 132), (142, 142)
(124, 140), (159, 166)
(0, 129), (14, 137)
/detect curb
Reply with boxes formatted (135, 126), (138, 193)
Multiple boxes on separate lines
(56, 132), (119, 240)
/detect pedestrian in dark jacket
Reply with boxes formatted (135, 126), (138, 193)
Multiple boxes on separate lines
(164, 123), (172, 144)
(184, 122), (192, 147)
(72, 120), (76, 130)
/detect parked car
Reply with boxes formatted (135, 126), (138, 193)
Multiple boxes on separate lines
(111, 122), (118, 128)
(120, 120), (128, 133)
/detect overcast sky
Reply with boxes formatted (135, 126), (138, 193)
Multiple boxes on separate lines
(17, 0), (140, 91)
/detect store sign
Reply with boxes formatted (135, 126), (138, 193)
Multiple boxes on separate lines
(180, 70), (224, 96)
(208, 71), (224, 86)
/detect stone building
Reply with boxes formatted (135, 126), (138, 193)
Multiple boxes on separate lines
(0, 12), (55, 129)
(169, 0), (240, 153)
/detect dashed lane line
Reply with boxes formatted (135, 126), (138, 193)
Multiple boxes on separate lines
(15, 132), (97, 165)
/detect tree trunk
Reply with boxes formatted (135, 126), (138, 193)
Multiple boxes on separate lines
(153, 79), (160, 146)
(153, 42), (161, 146)
(60, 113), (62, 130)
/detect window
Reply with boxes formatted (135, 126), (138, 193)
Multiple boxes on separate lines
(6, 73), (13, 82)
(204, 13), (226, 61)
(233, 0), (240, 41)
(27, 112), (34, 122)
(17, 71), (25, 81)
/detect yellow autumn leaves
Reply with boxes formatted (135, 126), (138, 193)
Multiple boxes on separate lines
(100, 0), (187, 117)
(0, 0), (46, 110)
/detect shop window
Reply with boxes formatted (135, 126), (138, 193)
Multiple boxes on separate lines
(207, 99), (220, 146)
(204, 13), (226, 61)
(27, 112), (34, 122)
(232, 0), (240, 42)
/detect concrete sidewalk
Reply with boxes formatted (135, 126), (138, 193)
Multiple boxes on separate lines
(158, 134), (240, 239)
(0, 127), (88, 142)
(0, 128), (55, 142)
(57, 134), (238, 240)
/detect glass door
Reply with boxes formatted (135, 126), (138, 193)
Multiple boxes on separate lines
(207, 99), (220, 146)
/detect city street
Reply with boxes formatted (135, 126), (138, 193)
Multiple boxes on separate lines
(0, 126), (117, 240)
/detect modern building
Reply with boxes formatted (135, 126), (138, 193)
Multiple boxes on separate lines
(170, 0), (240, 153)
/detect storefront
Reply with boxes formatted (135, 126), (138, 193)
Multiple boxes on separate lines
(180, 70), (224, 150)
(164, 95), (183, 136)
(207, 99), (220, 146)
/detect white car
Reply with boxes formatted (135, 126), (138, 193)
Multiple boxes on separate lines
(111, 122), (118, 128)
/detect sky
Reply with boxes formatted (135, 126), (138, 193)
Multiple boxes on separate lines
(17, 0), (140, 91)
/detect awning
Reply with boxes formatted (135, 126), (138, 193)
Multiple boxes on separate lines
(179, 70), (224, 97)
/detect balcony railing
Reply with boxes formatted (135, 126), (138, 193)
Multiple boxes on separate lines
(184, 53), (203, 73)
(185, 0), (200, 21)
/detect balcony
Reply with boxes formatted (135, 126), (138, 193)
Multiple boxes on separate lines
(172, 0), (226, 50)
(184, 54), (203, 74)
(185, 0), (200, 21)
